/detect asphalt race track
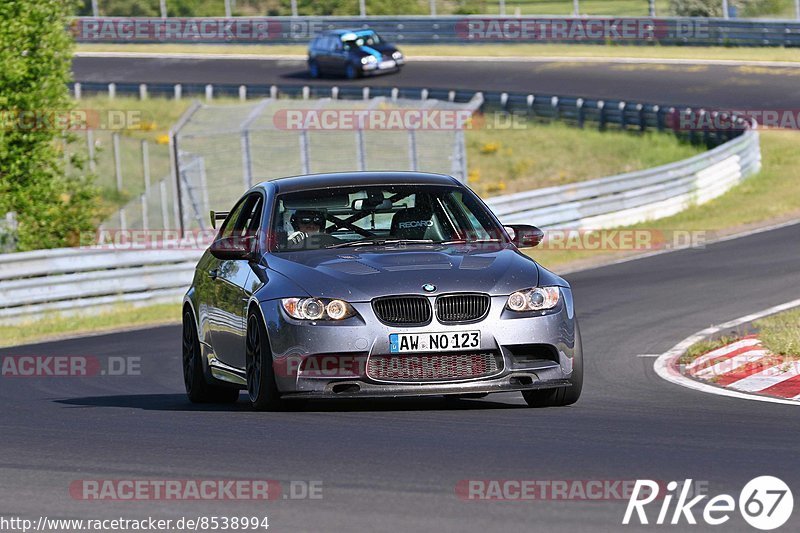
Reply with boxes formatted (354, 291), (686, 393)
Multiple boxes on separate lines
(72, 55), (800, 109)
(2, 222), (799, 531)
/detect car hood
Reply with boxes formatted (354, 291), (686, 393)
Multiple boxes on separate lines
(353, 43), (398, 58)
(265, 245), (541, 301)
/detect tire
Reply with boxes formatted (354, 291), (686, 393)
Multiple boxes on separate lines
(345, 62), (359, 80)
(246, 311), (284, 411)
(522, 321), (583, 408)
(182, 310), (240, 404)
(308, 60), (320, 79)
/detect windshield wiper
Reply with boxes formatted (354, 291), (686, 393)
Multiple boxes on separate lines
(326, 238), (434, 249)
(436, 238), (503, 245)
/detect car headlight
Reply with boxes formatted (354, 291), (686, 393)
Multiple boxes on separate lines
(506, 287), (560, 312)
(392, 51), (403, 60)
(281, 298), (356, 321)
(360, 56), (377, 65)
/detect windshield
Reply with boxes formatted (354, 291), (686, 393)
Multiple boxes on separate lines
(269, 184), (504, 252)
(341, 30), (382, 48)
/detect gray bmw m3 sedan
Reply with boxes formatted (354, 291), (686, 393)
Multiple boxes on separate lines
(182, 172), (582, 410)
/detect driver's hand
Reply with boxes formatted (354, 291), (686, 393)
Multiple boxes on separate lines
(288, 231), (307, 246)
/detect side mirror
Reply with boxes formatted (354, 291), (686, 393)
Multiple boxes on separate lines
(209, 235), (258, 261)
(505, 224), (544, 248)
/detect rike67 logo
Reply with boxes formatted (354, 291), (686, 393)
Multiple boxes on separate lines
(623, 477), (793, 530)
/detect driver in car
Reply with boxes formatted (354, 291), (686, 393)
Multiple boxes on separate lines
(287, 210), (341, 249)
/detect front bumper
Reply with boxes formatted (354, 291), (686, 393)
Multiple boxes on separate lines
(262, 289), (579, 398)
(360, 58), (402, 74)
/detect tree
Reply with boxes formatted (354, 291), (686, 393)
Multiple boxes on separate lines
(0, 0), (100, 251)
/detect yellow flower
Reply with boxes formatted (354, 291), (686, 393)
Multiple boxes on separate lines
(480, 142), (499, 154)
(156, 134), (171, 145)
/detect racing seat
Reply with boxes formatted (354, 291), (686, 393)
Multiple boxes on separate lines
(390, 207), (435, 240)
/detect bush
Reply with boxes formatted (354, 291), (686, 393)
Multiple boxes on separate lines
(0, 0), (100, 251)
(670, 0), (724, 17)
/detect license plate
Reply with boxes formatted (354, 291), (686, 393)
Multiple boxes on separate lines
(378, 60), (396, 69)
(389, 331), (480, 353)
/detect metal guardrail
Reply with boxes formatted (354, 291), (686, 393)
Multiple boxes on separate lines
(1, 85), (761, 323)
(0, 248), (202, 324)
(72, 16), (800, 46)
(485, 128), (760, 228)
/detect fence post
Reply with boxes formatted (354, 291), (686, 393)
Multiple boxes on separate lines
(363, 87), (370, 100)
(332, 86), (339, 99)
(359, 0), (366, 17)
(108, 83), (116, 99)
(160, 0), (167, 18)
(299, 130), (310, 174)
(430, 0), (436, 16)
(141, 193), (149, 231)
(142, 140), (151, 195)
(113, 132), (123, 192)
(239, 85), (247, 101)
(120, 208), (127, 232)
(576, 98), (584, 129)
(527, 94), (535, 118)
(619, 102), (627, 129)
(241, 130), (253, 188)
(448, 90), (456, 102)
(86, 129), (96, 173)
(139, 83), (148, 100)
(270, 85), (278, 99)
(91, 0), (99, 16)
(551, 96), (559, 121)
(356, 128), (366, 171)
(654, 105), (663, 131)
(302, 86), (310, 100)
(408, 129), (418, 171)
(421, 88), (429, 100)
(174, 84), (182, 100)
(159, 180), (170, 230)
(205, 84), (214, 101)
(391, 87), (399, 101)
(74, 82), (82, 100)
(225, 0), (232, 17)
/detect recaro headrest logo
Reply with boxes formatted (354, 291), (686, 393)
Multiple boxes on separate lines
(397, 220), (433, 229)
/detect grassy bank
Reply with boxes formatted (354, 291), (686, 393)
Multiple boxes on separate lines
(530, 129), (800, 271)
(0, 303), (180, 348)
(76, 42), (800, 63)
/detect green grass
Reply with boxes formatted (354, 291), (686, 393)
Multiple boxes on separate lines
(467, 120), (704, 196)
(0, 303), (180, 348)
(75, 42), (800, 63)
(680, 306), (800, 366)
(530, 130), (800, 270)
(756, 308), (800, 356)
(679, 335), (741, 364)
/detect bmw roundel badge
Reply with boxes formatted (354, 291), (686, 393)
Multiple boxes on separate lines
(422, 283), (436, 293)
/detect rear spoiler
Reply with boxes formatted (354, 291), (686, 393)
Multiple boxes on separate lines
(209, 211), (229, 229)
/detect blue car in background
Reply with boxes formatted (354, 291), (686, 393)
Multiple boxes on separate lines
(308, 29), (405, 79)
